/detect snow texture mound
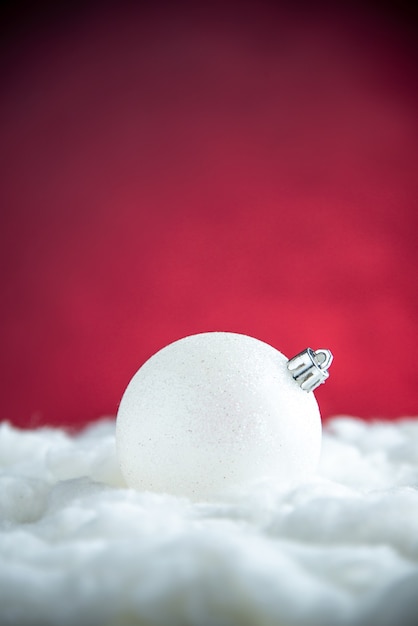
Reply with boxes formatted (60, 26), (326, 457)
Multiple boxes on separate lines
(1, 417), (418, 626)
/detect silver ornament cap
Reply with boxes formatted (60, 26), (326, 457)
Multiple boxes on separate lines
(287, 348), (333, 392)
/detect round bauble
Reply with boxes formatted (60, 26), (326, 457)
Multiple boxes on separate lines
(116, 332), (322, 499)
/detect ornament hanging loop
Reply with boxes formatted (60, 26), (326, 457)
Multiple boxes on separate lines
(287, 348), (333, 392)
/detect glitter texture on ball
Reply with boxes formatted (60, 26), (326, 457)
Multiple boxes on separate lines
(116, 332), (322, 499)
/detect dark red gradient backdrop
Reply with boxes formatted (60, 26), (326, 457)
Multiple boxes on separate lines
(1, 2), (417, 428)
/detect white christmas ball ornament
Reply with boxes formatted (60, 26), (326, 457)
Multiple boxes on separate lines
(116, 332), (331, 499)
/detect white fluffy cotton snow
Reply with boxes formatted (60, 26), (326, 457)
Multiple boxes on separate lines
(1, 416), (418, 626)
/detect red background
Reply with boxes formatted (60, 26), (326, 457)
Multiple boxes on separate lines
(1, 2), (417, 429)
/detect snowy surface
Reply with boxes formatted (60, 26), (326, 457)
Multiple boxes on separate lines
(1, 416), (418, 626)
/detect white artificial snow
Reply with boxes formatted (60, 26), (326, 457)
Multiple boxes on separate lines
(1, 416), (418, 626)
